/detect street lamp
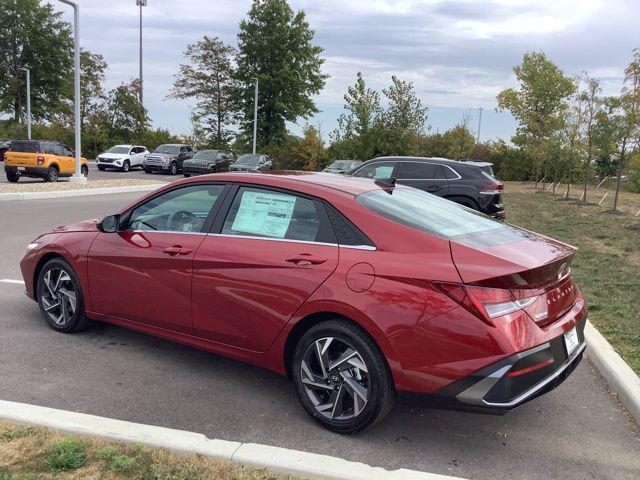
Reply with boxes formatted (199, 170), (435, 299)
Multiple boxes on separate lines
(21, 68), (31, 140)
(137, 0), (147, 107)
(252, 77), (258, 154)
(58, 0), (85, 183)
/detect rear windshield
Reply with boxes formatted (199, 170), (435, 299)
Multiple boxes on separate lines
(9, 141), (39, 153)
(356, 187), (523, 247)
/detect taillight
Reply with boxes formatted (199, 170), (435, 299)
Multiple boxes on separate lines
(480, 183), (503, 195)
(37, 156), (45, 165)
(435, 282), (538, 326)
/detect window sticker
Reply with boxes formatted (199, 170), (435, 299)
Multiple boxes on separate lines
(231, 190), (297, 238)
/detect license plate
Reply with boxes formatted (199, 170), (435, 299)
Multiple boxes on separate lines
(564, 327), (579, 357)
(17, 167), (25, 171)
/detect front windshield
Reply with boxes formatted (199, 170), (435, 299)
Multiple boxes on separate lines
(236, 154), (262, 165)
(107, 146), (130, 154)
(192, 150), (220, 161)
(154, 145), (180, 154)
(357, 187), (524, 248)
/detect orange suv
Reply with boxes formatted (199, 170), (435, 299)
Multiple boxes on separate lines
(4, 140), (88, 183)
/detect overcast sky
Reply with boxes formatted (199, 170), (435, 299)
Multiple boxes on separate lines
(56, 0), (638, 142)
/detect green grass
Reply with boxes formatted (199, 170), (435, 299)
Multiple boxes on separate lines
(43, 438), (87, 473)
(504, 182), (640, 373)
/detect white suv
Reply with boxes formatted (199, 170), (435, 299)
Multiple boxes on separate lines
(96, 145), (149, 172)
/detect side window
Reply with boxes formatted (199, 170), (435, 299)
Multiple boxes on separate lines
(397, 162), (443, 180)
(352, 162), (396, 180)
(126, 184), (224, 233)
(441, 165), (460, 180)
(222, 187), (321, 242)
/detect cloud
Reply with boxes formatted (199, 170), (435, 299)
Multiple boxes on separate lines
(51, 0), (637, 141)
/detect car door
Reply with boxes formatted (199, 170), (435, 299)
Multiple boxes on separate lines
(350, 161), (398, 180)
(396, 162), (449, 197)
(54, 144), (75, 174)
(88, 183), (228, 334)
(192, 185), (339, 351)
(129, 147), (142, 167)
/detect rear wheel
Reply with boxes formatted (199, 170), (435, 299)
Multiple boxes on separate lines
(292, 320), (395, 434)
(81, 164), (88, 177)
(122, 160), (130, 172)
(6, 172), (19, 183)
(45, 166), (59, 183)
(36, 258), (90, 333)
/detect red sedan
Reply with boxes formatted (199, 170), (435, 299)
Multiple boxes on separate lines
(20, 172), (586, 433)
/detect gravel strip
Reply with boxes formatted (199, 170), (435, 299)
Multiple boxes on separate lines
(0, 179), (166, 193)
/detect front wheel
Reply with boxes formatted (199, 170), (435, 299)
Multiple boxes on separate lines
(122, 160), (130, 172)
(97, 165), (106, 171)
(169, 162), (178, 175)
(36, 258), (90, 333)
(292, 320), (395, 434)
(183, 173), (191, 178)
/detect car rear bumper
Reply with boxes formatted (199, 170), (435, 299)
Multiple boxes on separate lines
(407, 315), (587, 413)
(5, 165), (49, 178)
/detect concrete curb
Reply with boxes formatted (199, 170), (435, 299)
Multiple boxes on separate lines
(585, 321), (640, 424)
(0, 184), (163, 201)
(0, 399), (464, 480)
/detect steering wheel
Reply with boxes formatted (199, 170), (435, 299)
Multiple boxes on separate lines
(167, 210), (197, 231)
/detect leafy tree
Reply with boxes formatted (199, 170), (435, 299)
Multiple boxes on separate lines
(0, 0), (73, 123)
(235, 0), (327, 148)
(442, 115), (475, 159)
(169, 36), (239, 147)
(294, 124), (328, 170)
(561, 75), (587, 198)
(105, 80), (149, 142)
(581, 76), (602, 203)
(497, 52), (575, 186)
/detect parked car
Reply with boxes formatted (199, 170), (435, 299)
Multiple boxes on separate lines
(21, 172), (586, 433)
(323, 159), (363, 174)
(0, 139), (13, 162)
(229, 153), (272, 172)
(182, 149), (235, 177)
(4, 139), (88, 183)
(143, 144), (195, 175)
(461, 160), (495, 177)
(96, 145), (149, 172)
(347, 156), (505, 218)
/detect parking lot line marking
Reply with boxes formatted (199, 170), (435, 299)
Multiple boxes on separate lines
(0, 279), (25, 285)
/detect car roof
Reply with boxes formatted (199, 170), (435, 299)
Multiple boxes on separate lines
(369, 156), (462, 166)
(462, 160), (493, 167)
(113, 144), (134, 148)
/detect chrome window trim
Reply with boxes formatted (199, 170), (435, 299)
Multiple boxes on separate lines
(130, 229), (208, 236)
(207, 233), (376, 250)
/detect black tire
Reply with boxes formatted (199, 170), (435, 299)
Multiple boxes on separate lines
(183, 173), (191, 178)
(36, 258), (90, 333)
(122, 160), (130, 172)
(97, 165), (106, 171)
(45, 166), (59, 183)
(144, 168), (152, 174)
(169, 162), (178, 175)
(292, 319), (395, 434)
(448, 196), (478, 211)
(6, 172), (19, 183)
(81, 164), (89, 177)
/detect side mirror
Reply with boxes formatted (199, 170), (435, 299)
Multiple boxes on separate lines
(98, 214), (120, 233)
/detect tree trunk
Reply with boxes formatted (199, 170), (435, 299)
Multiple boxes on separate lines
(612, 140), (626, 212)
(583, 138), (593, 203)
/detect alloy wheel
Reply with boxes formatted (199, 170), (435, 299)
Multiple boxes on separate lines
(40, 268), (77, 326)
(300, 337), (369, 421)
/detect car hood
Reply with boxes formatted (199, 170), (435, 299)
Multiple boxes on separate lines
(99, 153), (129, 159)
(52, 219), (99, 233)
(450, 226), (577, 289)
(184, 158), (214, 165)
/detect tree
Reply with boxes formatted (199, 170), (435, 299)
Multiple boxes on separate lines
(497, 52), (575, 187)
(169, 36), (239, 147)
(0, 0), (73, 123)
(235, 0), (327, 148)
(561, 75), (587, 199)
(105, 80), (149, 142)
(612, 49), (640, 212)
(581, 76), (602, 203)
(294, 124), (328, 171)
(442, 114), (475, 159)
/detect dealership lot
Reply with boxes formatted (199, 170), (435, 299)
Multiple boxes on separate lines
(1, 192), (639, 480)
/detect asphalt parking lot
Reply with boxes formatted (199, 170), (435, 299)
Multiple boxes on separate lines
(0, 161), (174, 184)
(1, 192), (639, 480)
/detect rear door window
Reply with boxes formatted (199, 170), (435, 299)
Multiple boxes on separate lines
(222, 187), (323, 242)
(10, 141), (40, 153)
(397, 162), (444, 180)
(441, 165), (460, 179)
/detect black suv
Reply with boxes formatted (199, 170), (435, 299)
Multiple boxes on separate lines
(182, 150), (235, 177)
(347, 156), (504, 218)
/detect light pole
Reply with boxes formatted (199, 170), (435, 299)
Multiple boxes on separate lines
(136, 0), (147, 107)
(252, 77), (258, 154)
(58, 0), (86, 183)
(476, 107), (483, 143)
(21, 68), (31, 140)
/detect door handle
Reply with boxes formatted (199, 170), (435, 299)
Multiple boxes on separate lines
(286, 255), (327, 266)
(162, 245), (192, 256)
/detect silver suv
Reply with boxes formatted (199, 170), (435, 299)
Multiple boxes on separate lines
(143, 144), (195, 175)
